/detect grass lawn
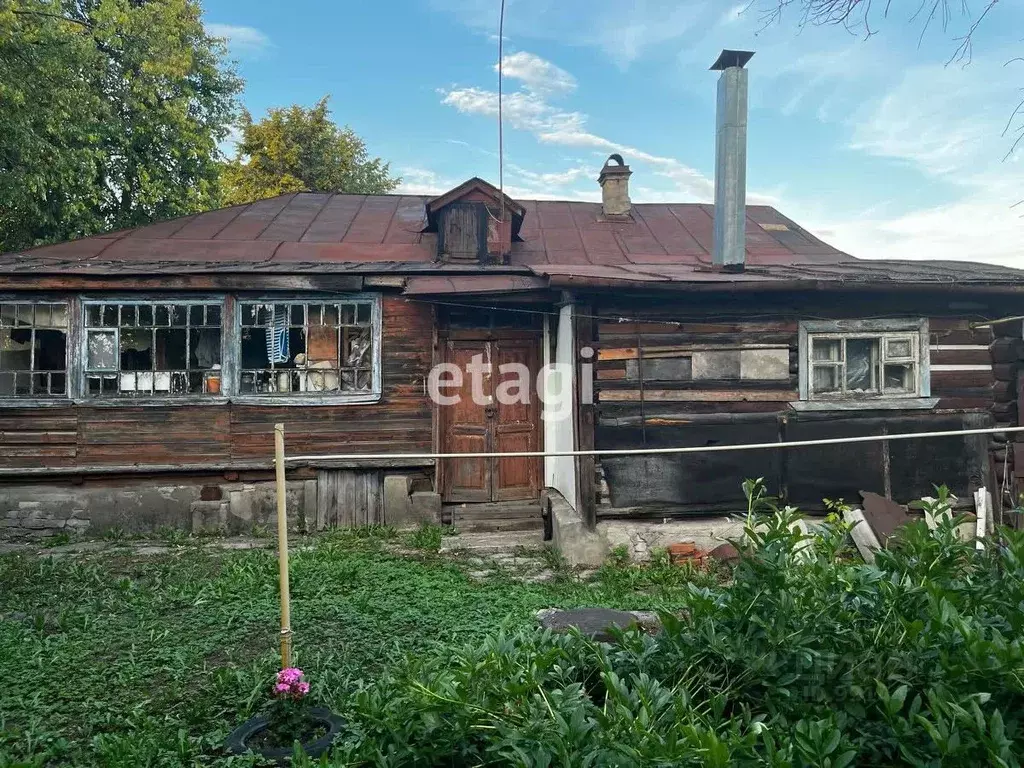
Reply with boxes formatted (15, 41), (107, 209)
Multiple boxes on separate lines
(0, 529), (701, 767)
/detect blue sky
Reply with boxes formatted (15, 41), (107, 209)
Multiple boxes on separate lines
(202, 0), (1024, 266)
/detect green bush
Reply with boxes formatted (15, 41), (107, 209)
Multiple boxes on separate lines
(331, 483), (1024, 766)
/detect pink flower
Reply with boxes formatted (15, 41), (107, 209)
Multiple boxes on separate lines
(274, 682), (290, 695)
(297, 682), (310, 695)
(277, 667), (303, 685)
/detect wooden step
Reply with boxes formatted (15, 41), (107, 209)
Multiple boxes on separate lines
(444, 501), (544, 533)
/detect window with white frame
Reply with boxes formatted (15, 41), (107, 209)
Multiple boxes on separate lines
(237, 297), (379, 398)
(800, 320), (927, 400)
(0, 302), (69, 398)
(82, 301), (224, 397)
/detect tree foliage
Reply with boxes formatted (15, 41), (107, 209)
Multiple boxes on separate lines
(220, 97), (400, 206)
(0, 0), (241, 252)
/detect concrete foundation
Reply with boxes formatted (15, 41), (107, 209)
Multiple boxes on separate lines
(0, 470), (443, 541)
(0, 479), (310, 541)
(549, 488), (745, 566)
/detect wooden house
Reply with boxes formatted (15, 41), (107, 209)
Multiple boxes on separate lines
(2, 52), (1022, 559)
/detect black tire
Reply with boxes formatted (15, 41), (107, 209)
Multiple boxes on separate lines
(225, 707), (345, 764)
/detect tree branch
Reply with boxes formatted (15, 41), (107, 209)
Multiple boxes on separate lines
(11, 9), (94, 29)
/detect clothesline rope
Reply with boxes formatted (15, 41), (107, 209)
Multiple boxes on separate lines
(286, 424), (1024, 463)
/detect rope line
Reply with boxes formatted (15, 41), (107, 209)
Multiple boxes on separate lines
(286, 424), (1023, 463)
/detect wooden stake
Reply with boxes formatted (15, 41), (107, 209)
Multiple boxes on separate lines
(274, 423), (292, 668)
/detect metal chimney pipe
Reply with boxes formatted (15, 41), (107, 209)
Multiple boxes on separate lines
(710, 50), (754, 271)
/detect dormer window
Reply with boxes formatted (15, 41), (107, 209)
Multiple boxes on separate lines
(425, 178), (524, 264)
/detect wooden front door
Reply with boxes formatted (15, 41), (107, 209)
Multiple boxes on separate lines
(441, 336), (540, 502)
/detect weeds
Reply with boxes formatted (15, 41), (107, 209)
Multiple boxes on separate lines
(406, 522), (445, 553)
(330, 484), (1024, 766)
(0, 529), (683, 766)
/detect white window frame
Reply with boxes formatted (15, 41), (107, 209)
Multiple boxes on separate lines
(78, 296), (228, 403)
(231, 293), (383, 406)
(0, 299), (72, 404)
(795, 319), (935, 411)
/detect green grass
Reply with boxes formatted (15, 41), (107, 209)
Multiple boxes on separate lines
(0, 530), (696, 766)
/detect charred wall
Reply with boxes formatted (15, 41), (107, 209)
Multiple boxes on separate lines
(588, 291), (1006, 516)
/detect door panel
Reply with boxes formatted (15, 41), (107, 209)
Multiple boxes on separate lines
(441, 335), (540, 503)
(493, 340), (539, 501)
(443, 342), (493, 502)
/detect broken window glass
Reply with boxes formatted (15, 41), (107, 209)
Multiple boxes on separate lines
(0, 302), (69, 397)
(83, 301), (223, 397)
(237, 298), (378, 397)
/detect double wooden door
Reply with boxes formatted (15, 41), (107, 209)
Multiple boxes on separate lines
(440, 335), (541, 502)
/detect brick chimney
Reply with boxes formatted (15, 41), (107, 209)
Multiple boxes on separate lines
(598, 154), (632, 217)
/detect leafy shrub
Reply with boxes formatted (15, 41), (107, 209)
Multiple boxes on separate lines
(331, 482), (1024, 766)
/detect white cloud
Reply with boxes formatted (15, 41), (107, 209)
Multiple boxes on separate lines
(433, 0), (714, 68)
(498, 52), (576, 95)
(794, 52), (1024, 266)
(206, 23), (271, 55)
(396, 168), (458, 195)
(439, 53), (728, 202)
(719, 3), (748, 25)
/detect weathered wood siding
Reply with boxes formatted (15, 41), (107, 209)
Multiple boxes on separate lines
(0, 296), (433, 473)
(590, 295), (1001, 515)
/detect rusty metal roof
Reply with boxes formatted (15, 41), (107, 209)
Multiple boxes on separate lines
(2, 190), (1022, 289)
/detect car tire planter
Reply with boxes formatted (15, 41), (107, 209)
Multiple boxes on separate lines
(225, 707), (345, 764)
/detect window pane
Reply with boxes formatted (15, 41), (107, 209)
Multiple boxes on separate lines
(170, 305), (187, 326)
(886, 338), (913, 358)
(0, 303), (68, 398)
(102, 305), (117, 326)
(190, 328), (221, 369)
(845, 338), (879, 393)
(206, 305), (220, 327)
(812, 365), (839, 393)
(344, 327), (372, 367)
(155, 328), (187, 369)
(120, 328), (153, 371)
(812, 338), (840, 361)
(307, 326), (339, 364)
(0, 329), (31, 371)
(34, 329), (66, 371)
(138, 304), (154, 326)
(155, 305), (170, 326)
(87, 331), (117, 370)
(885, 363), (914, 392)
(356, 303), (372, 324)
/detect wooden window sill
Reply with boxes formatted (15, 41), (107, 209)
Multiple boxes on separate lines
(789, 397), (939, 412)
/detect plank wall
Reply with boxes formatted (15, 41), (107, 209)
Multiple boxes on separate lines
(0, 297), (434, 473)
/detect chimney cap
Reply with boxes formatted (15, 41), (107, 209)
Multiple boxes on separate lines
(710, 49), (754, 71)
(599, 154), (631, 181)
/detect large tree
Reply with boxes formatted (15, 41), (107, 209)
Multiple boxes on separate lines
(0, 0), (241, 252)
(220, 97), (400, 205)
